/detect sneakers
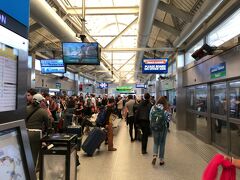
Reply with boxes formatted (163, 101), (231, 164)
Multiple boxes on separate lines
(159, 161), (165, 166)
(142, 151), (147, 154)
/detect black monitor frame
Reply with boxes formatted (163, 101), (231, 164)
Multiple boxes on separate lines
(62, 42), (100, 65)
(0, 119), (36, 180)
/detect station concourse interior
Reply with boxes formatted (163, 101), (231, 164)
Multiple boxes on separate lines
(1, 0), (240, 179)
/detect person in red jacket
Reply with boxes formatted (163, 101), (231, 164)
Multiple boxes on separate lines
(225, 155), (240, 168)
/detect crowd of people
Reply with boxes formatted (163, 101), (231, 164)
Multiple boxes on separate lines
(25, 89), (173, 166)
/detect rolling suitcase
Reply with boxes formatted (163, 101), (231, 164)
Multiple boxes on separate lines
(82, 127), (106, 156)
(66, 125), (82, 151)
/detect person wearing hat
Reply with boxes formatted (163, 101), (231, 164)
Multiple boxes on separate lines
(26, 93), (50, 133)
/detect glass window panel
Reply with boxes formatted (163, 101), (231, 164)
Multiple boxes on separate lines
(212, 119), (227, 150)
(207, 8), (240, 47)
(230, 122), (240, 156)
(172, 61), (176, 73)
(167, 64), (172, 75)
(195, 85), (207, 112)
(177, 54), (184, 68)
(211, 83), (227, 115)
(187, 87), (195, 109)
(185, 39), (204, 65)
(196, 116), (208, 138)
(229, 80), (240, 119)
(35, 59), (41, 71)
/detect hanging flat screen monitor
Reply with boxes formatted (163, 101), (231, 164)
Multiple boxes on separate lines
(40, 59), (66, 74)
(62, 42), (100, 65)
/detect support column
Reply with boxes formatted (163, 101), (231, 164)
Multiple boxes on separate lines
(176, 67), (187, 130)
(155, 75), (161, 100)
(27, 54), (36, 89)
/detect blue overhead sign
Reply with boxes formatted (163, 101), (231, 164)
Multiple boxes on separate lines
(142, 58), (168, 74)
(0, 0), (30, 27)
(99, 82), (108, 89)
(135, 83), (146, 89)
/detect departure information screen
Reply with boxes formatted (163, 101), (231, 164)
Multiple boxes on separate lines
(0, 43), (18, 112)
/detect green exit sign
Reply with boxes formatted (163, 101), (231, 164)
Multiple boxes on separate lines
(116, 86), (132, 91)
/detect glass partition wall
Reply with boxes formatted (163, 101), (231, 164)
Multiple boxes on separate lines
(186, 85), (208, 139)
(186, 80), (240, 156)
(211, 82), (228, 151)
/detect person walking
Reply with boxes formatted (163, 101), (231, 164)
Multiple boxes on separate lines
(150, 96), (171, 166)
(135, 93), (152, 154)
(125, 95), (137, 142)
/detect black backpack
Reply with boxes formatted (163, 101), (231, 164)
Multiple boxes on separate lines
(96, 107), (107, 127)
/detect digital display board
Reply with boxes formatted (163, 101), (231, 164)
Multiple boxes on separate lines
(0, 43), (18, 112)
(62, 42), (100, 65)
(142, 58), (168, 74)
(40, 59), (66, 74)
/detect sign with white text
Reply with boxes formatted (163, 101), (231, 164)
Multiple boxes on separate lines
(210, 62), (226, 79)
(99, 82), (108, 89)
(142, 58), (168, 74)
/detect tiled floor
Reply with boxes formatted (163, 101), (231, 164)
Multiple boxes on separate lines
(77, 121), (239, 180)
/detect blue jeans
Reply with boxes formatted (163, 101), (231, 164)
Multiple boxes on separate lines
(152, 128), (167, 159)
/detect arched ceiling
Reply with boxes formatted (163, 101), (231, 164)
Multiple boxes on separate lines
(29, 0), (209, 84)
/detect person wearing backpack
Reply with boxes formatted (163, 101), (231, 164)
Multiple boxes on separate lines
(149, 96), (171, 166)
(96, 105), (107, 127)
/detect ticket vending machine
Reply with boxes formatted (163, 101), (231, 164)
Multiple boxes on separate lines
(0, 2), (36, 179)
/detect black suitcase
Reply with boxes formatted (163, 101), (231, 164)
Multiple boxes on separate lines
(66, 125), (82, 151)
(82, 128), (106, 156)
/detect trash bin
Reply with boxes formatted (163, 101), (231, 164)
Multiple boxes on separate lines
(39, 133), (78, 180)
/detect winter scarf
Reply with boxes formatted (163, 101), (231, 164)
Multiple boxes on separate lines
(202, 154), (236, 180)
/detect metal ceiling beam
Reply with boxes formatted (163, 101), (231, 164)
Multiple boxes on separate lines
(117, 55), (135, 71)
(158, 1), (193, 23)
(92, 34), (136, 37)
(153, 19), (180, 36)
(104, 17), (138, 48)
(102, 47), (175, 52)
(66, 6), (139, 15)
(29, 22), (42, 33)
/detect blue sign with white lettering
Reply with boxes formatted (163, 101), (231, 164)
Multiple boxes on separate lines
(0, 0), (30, 26)
(99, 82), (108, 89)
(142, 58), (168, 74)
(136, 83), (146, 88)
(210, 62), (226, 79)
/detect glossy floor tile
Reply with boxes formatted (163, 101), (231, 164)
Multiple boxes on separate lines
(77, 121), (240, 180)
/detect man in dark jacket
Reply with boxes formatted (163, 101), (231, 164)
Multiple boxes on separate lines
(135, 93), (152, 154)
(26, 94), (50, 133)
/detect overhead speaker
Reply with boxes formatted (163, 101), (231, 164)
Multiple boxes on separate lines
(191, 43), (216, 61)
